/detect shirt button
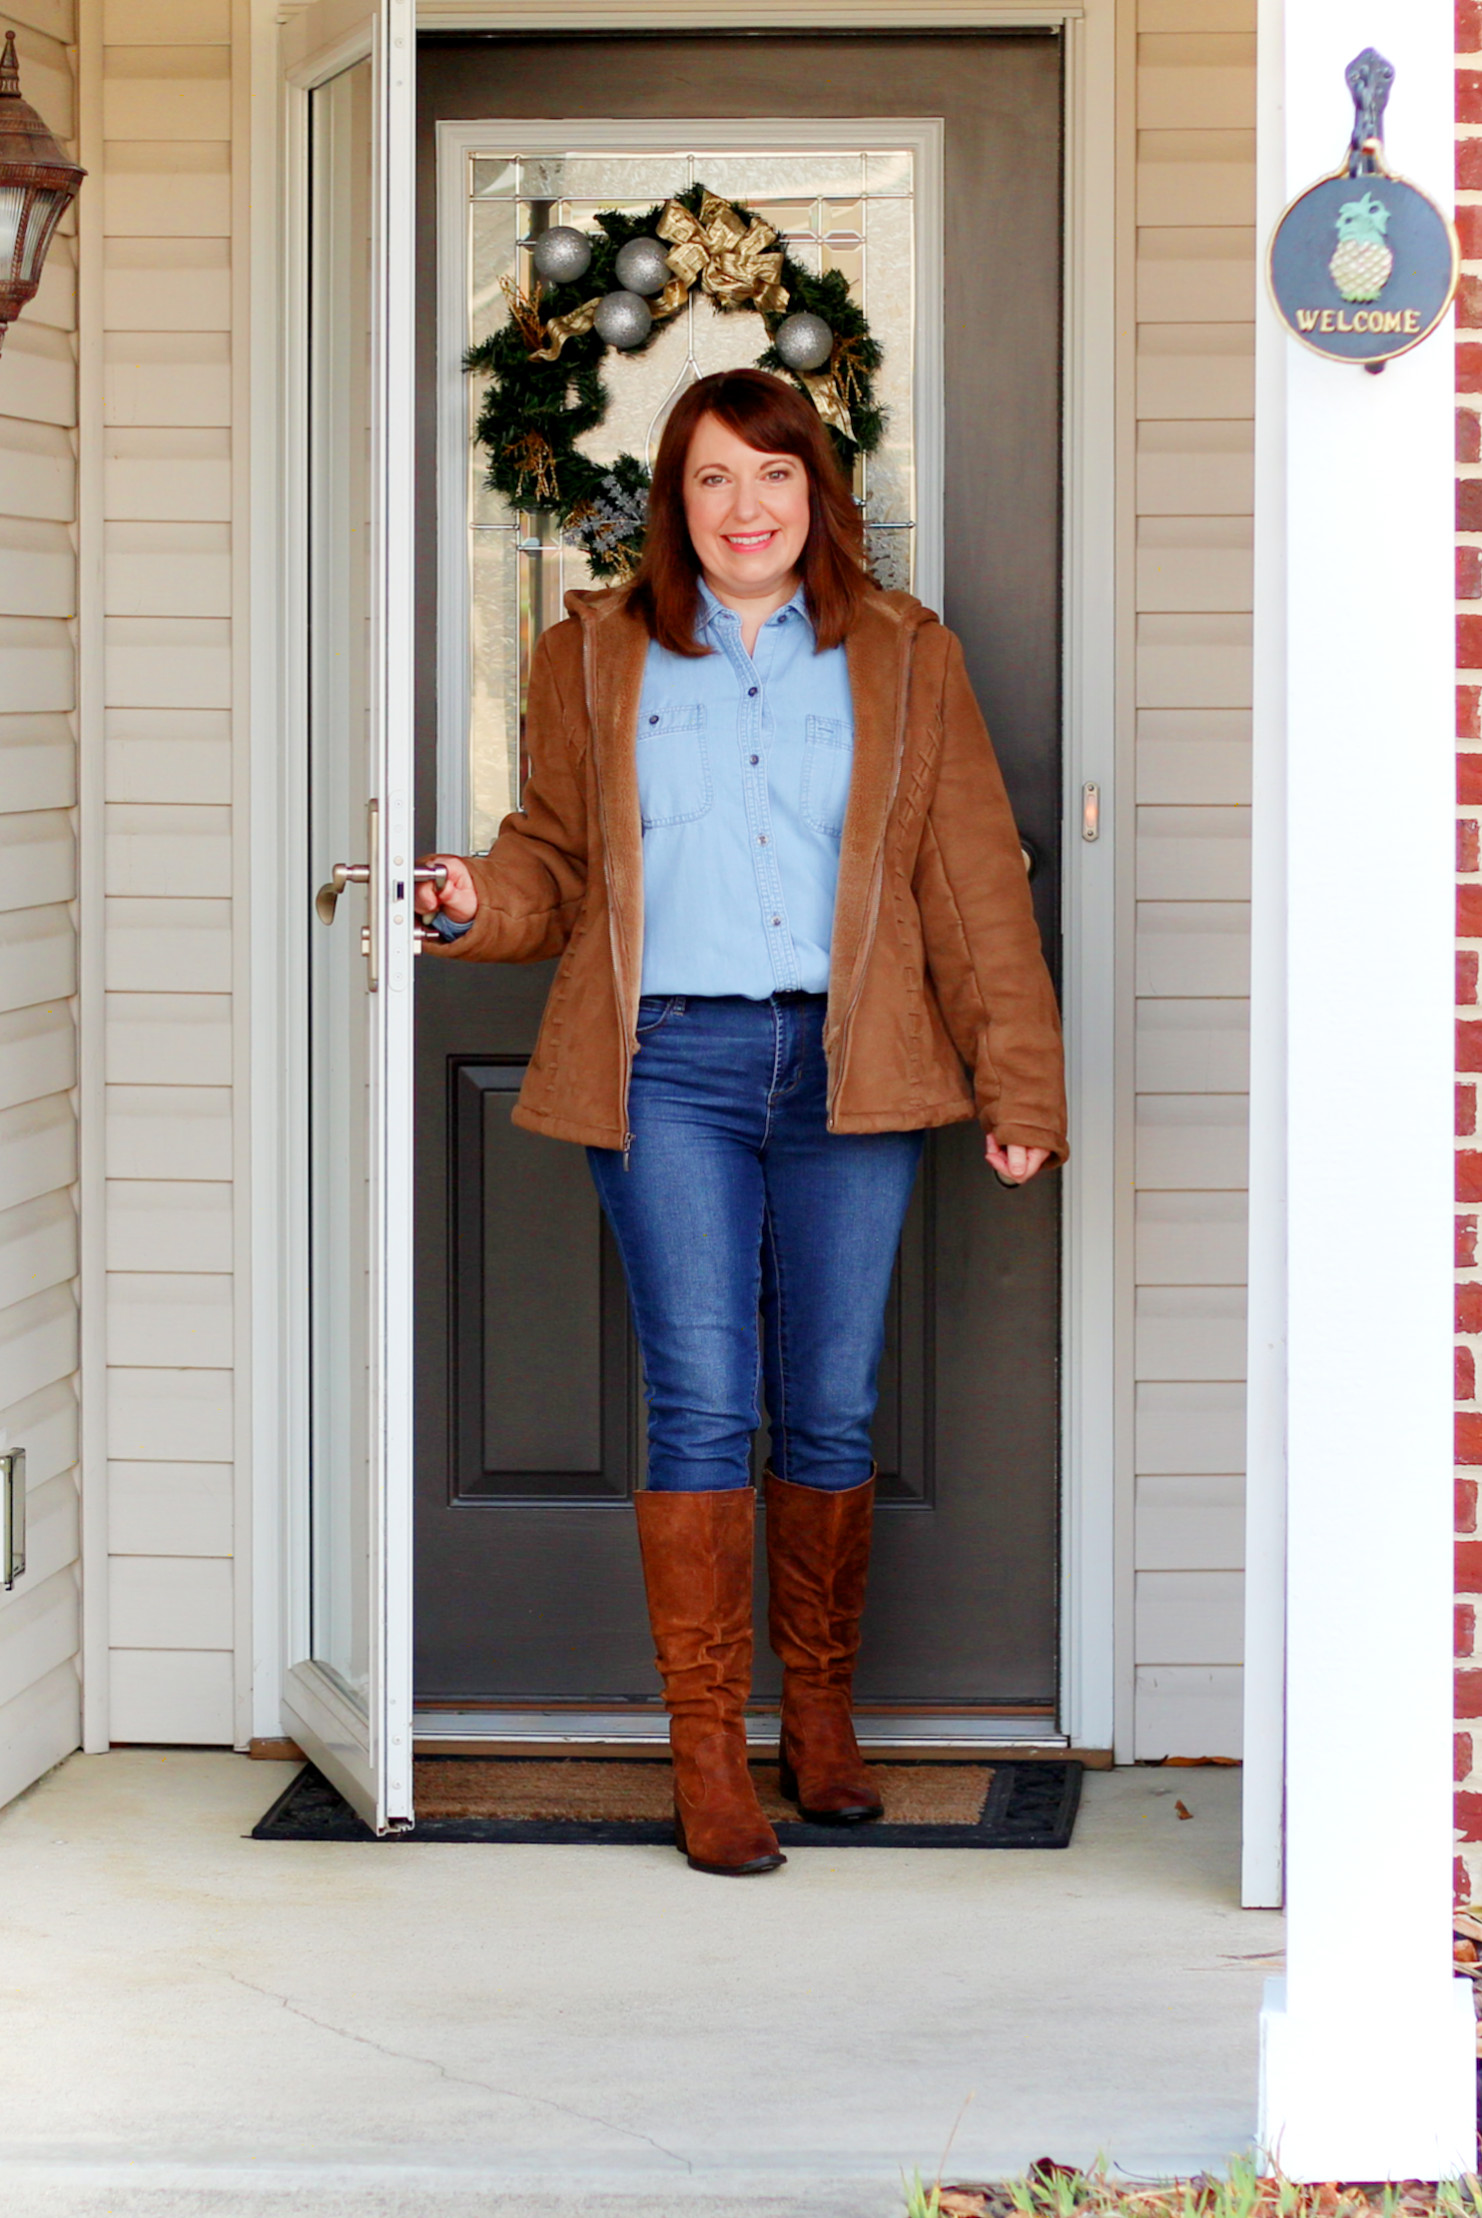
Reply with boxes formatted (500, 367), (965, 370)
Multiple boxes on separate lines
(757, 835), (768, 845)
(648, 714), (659, 725)
(749, 754), (759, 766)
(747, 685), (758, 697)
(771, 916), (781, 927)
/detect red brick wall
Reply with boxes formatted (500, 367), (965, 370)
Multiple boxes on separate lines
(1458, 0), (1482, 1905)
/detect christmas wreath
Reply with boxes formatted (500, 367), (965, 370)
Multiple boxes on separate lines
(465, 181), (885, 582)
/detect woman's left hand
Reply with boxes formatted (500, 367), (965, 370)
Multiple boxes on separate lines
(984, 1135), (1051, 1184)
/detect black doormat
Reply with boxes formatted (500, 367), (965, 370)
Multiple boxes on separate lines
(252, 1756), (1082, 1849)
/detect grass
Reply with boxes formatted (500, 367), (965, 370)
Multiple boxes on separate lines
(902, 2159), (1482, 2218)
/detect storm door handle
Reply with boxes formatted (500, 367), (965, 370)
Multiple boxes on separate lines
(410, 862), (448, 948)
(314, 862), (370, 925)
(314, 801), (382, 988)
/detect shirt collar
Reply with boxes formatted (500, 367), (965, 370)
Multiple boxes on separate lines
(696, 577), (812, 639)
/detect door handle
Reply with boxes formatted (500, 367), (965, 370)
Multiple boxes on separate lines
(315, 862), (370, 926)
(314, 802), (382, 987)
(315, 860), (446, 923)
(314, 848), (451, 962)
(410, 863), (449, 949)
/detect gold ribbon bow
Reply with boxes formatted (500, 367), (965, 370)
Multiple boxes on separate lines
(529, 190), (786, 359)
(656, 191), (788, 318)
(796, 360), (855, 442)
(530, 294), (600, 363)
(521, 196), (857, 450)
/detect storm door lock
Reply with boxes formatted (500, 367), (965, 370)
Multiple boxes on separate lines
(315, 801), (383, 987)
(315, 809), (447, 984)
(1, 1449), (25, 1591)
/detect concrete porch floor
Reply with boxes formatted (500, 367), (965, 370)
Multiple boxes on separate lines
(0, 1750), (1283, 2217)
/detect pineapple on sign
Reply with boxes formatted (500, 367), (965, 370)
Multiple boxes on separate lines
(1328, 191), (1394, 304)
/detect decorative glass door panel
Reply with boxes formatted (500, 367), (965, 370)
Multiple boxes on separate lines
(437, 129), (939, 852)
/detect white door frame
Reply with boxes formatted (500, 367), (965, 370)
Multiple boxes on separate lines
(253, 0), (418, 1830)
(246, 0), (1126, 1761)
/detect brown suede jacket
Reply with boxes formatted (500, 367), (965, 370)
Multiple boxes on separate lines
(428, 584), (1068, 1163)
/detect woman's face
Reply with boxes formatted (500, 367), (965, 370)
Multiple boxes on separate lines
(681, 413), (811, 607)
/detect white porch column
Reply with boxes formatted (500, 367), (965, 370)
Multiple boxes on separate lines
(1251, 0), (1476, 2179)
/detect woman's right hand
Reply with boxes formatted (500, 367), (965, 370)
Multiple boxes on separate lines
(415, 854), (478, 925)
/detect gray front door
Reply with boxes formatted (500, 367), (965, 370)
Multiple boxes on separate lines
(412, 33), (1063, 1719)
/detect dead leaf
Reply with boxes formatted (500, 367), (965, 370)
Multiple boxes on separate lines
(1456, 1937), (1478, 1964)
(938, 2194), (992, 2217)
(1175, 1799), (1193, 1820)
(1455, 1910), (1482, 1943)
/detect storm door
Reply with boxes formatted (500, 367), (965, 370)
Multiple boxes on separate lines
(413, 38), (1063, 1739)
(279, 0), (418, 1830)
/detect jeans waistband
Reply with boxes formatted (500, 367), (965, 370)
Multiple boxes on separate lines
(639, 991), (826, 1010)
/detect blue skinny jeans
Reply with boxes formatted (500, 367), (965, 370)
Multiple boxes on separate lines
(587, 993), (925, 1493)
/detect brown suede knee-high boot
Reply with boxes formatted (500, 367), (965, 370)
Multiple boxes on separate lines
(633, 1487), (785, 1877)
(764, 1468), (884, 1824)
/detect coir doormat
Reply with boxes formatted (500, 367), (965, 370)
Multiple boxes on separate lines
(252, 1756), (1082, 1849)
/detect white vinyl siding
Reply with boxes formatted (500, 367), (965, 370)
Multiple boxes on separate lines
(0, 3), (82, 1807)
(1132, 3), (1255, 1759)
(100, 1), (235, 1741)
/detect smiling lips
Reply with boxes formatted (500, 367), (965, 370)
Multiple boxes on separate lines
(724, 530), (778, 549)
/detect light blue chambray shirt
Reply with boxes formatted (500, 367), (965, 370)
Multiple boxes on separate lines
(635, 578), (854, 998)
(434, 581), (855, 988)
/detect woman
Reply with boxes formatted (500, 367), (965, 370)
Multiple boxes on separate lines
(419, 368), (1066, 1879)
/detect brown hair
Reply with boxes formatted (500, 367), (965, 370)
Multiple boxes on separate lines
(626, 368), (875, 656)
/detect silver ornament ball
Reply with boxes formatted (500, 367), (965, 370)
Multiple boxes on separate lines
(530, 225), (593, 286)
(613, 236), (673, 297)
(593, 289), (653, 351)
(774, 310), (834, 373)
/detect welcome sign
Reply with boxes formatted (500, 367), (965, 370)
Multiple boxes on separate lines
(1267, 48), (1457, 372)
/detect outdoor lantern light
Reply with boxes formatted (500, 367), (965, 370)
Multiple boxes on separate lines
(0, 29), (85, 357)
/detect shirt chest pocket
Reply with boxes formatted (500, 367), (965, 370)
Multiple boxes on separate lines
(638, 703), (711, 828)
(800, 713), (853, 838)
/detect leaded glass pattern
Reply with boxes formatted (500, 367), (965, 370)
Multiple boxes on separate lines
(457, 146), (918, 853)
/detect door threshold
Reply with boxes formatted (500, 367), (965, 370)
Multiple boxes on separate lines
(412, 1708), (1069, 1756)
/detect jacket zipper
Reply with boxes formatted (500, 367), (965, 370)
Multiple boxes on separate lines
(827, 623), (919, 1129)
(581, 607), (637, 1164)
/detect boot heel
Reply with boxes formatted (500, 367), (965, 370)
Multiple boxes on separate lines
(777, 1735), (883, 1826)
